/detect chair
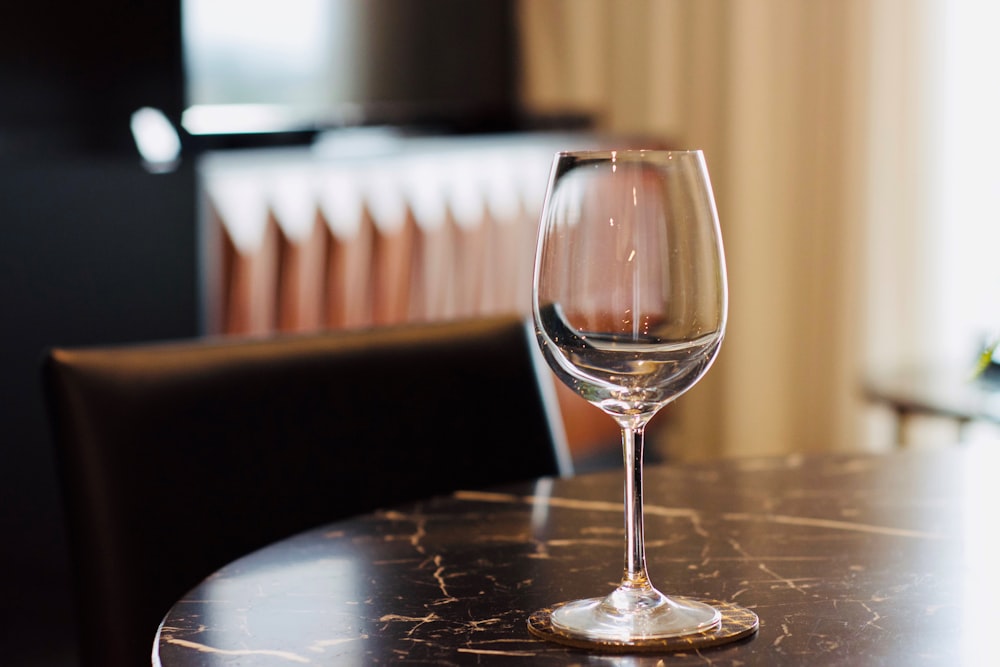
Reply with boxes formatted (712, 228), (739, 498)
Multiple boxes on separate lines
(42, 314), (573, 667)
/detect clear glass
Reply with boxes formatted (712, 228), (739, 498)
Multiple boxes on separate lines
(531, 150), (728, 643)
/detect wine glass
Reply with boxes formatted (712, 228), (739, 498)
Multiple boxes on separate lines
(529, 149), (733, 647)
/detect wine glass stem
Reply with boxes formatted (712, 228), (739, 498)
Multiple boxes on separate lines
(622, 425), (652, 590)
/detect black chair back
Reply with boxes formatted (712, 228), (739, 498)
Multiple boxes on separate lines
(42, 315), (572, 667)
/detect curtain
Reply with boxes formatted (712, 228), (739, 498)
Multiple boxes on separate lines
(517, 0), (875, 459)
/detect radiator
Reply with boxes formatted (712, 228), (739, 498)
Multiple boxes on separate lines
(198, 132), (600, 335)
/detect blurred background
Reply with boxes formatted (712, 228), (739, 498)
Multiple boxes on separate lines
(3, 1), (1000, 664)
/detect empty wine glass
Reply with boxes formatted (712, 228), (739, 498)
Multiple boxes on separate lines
(529, 149), (739, 648)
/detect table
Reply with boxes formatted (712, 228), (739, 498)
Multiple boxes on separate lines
(154, 445), (1000, 666)
(864, 364), (1000, 445)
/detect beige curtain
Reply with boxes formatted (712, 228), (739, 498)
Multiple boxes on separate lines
(517, 0), (876, 459)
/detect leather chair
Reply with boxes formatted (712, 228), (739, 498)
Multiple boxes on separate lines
(42, 314), (572, 667)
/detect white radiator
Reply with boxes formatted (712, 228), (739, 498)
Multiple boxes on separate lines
(197, 132), (604, 336)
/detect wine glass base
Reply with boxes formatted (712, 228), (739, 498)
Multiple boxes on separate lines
(528, 598), (759, 653)
(553, 594), (721, 640)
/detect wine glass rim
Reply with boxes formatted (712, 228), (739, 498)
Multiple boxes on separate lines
(554, 148), (704, 159)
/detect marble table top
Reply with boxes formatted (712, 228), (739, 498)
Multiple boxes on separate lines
(154, 444), (1000, 665)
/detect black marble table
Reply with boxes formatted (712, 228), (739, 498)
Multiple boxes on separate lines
(154, 444), (1000, 665)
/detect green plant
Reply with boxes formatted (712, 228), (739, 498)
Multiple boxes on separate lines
(973, 338), (1000, 378)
